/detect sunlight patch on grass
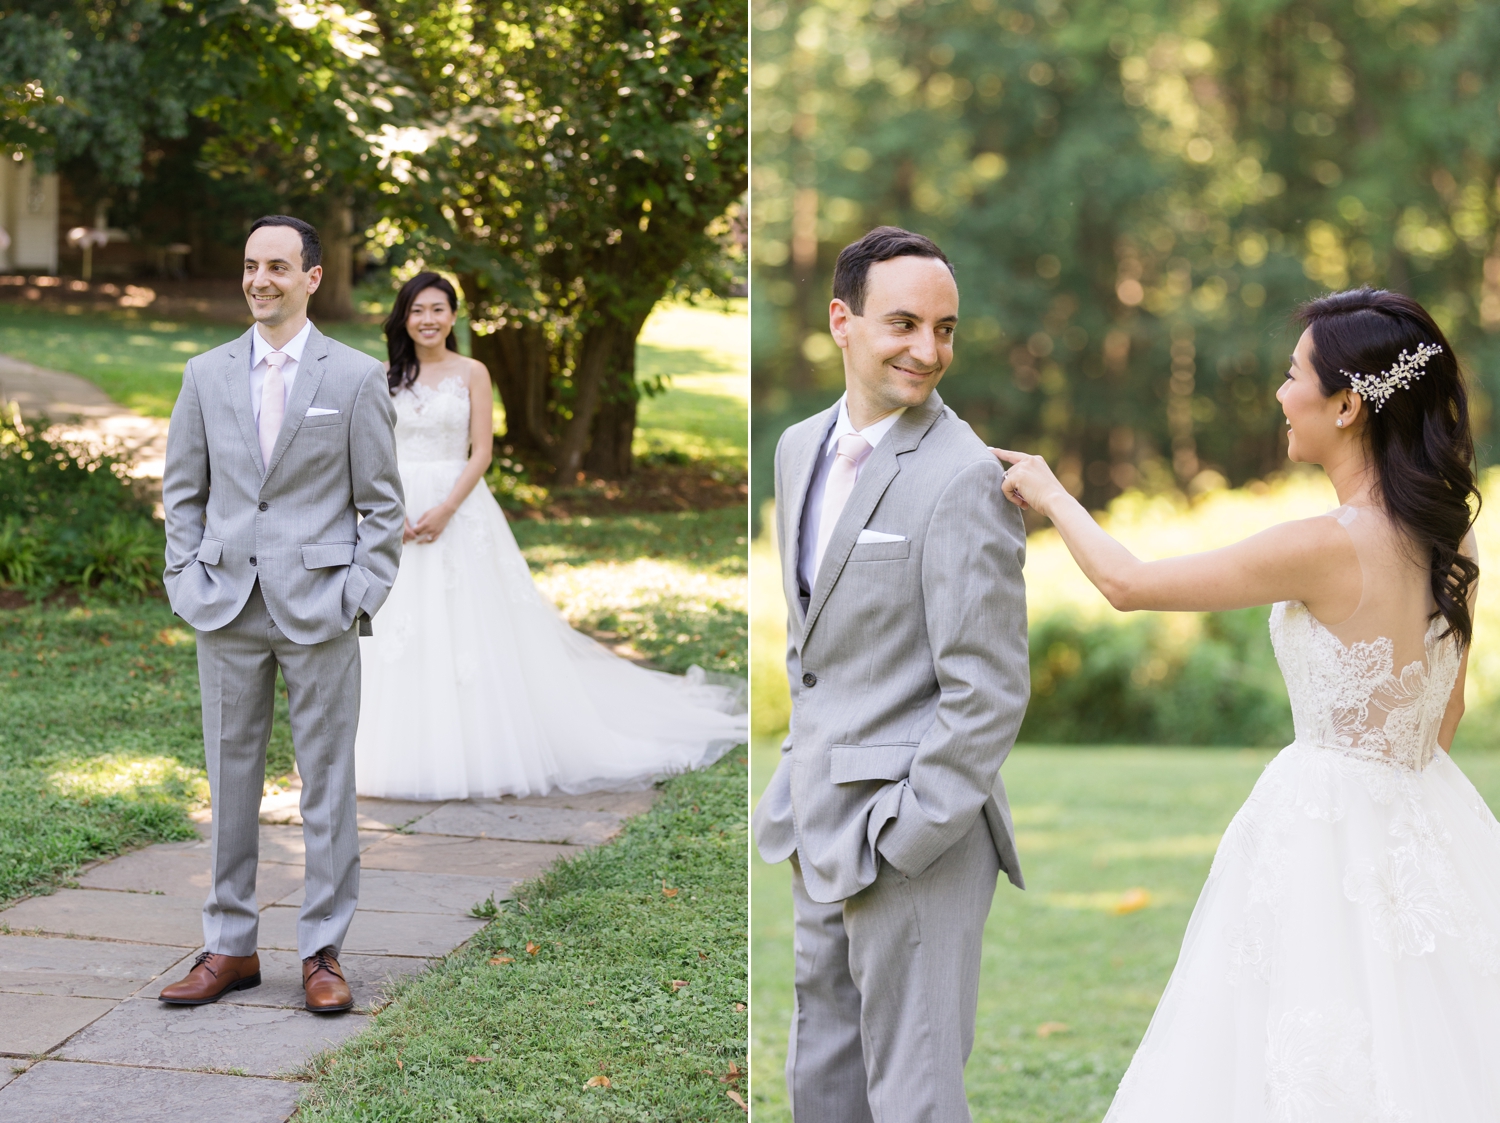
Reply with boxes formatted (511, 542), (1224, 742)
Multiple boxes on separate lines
(47, 751), (207, 804)
(533, 558), (747, 675)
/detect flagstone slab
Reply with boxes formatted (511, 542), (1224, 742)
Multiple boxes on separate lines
(58, 996), (370, 1077)
(255, 825), (387, 864)
(0, 1060), (302, 1123)
(0, 1063), (22, 1091)
(354, 798), (446, 831)
(359, 833), (581, 879)
(257, 905), (487, 958)
(407, 802), (625, 845)
(135, 949), (429, 1012)
(278, 869), (515, 915)
(260, 794), (442, 832)
(505, 789), (661, 816)
(0, 992), (117, 1056)
(78, 842), (304, 905)
(0, 934), (190, 999)
(0, 890), (203, 947)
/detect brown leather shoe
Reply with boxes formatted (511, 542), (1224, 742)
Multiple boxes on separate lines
(302, 947), (353, 1013)
(159, 951), (262, 1005)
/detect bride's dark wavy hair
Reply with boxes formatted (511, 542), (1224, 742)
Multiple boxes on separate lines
(1298, 288), (1480, 646)
(384, 272), (460, 394)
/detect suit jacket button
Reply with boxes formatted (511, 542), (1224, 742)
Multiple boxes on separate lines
(802, 672), (817, 688)
(258, 501), (268, 511)
(249, 556), (257, 566)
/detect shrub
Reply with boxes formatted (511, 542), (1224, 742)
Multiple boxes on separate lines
(1020, 608), (1293, 747)
(0, 410), (164, 598)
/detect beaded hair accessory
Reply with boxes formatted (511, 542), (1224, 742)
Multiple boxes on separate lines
(1341, 342), (1443, 412)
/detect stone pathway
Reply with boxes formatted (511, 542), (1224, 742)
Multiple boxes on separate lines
(0, 786), (657, 1120)
(0, 352), (170, 478)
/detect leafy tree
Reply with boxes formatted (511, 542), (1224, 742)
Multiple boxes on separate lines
(370, 0), (747, 480)
(752, 0), (1500, 514)
(0, 0), (401, 317)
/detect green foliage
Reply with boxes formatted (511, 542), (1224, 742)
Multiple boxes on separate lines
(752, 0), (1500, 515)
(0, 409), (165, 597)
(1022, 607), (1292, 746)
(300, 755), (748, 1122)
(371, 0), (748, 475)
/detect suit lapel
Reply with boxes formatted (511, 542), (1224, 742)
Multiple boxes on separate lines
(802, 392), (947, 644)
(782, 403), (838, 626)
(225, 327), (263, 473)
(264, 324), (329, 481)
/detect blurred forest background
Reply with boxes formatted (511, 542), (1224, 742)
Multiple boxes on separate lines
(751, 0), (1500, 520)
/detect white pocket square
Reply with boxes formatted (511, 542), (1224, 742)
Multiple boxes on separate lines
(305, 407), (340, 417)
(857, 529), (906, 544)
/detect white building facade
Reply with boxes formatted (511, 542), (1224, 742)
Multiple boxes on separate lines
(0, 156), (60, 273)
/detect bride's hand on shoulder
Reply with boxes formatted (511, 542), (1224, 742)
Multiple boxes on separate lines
(990, 448), (1069, 520)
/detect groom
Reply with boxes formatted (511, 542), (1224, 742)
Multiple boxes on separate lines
(158, 215), (404, 1012)
(752, 227), (1029, 1122)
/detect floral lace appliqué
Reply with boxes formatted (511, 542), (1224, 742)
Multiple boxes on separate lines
(1264, 1006), (1410, 1123)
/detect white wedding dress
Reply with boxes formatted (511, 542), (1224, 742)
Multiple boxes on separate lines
(1106, 505), (1500, 1122)
(353, 375), (746, 800)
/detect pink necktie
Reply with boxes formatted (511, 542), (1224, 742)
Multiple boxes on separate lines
(259, 351), (287, 469)
(813, 433), (872, 581)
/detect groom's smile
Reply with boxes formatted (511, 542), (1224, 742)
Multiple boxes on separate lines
(831, 253), (959, 427)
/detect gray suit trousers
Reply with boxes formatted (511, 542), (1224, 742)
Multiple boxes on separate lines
(788, 818), (1000, 1123)
(196, 581), (361, 959)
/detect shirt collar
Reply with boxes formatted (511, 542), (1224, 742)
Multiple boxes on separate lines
(252, 319), (313, 367)
(824, 395), (907, 455)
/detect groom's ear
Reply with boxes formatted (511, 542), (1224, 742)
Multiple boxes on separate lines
(305, 264), (323, 295)
(829, 298), (855, 350)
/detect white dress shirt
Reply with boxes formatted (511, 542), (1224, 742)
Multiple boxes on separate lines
(249, 319), (313, 425)
(796, 395), (906, 596)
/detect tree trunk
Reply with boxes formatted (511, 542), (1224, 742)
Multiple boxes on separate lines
(584, 307), (653, 478)
(311, 200), (355, 321)
(552, 322), (620, 483)
(473, 318), (554, 456)
(584, 348), (638, 477)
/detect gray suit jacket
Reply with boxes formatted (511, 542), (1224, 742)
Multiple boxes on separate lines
(162, 324), (404, 645)
(751, 391), (1029, 904)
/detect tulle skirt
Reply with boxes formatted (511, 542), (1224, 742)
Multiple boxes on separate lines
(354, 459), (746, 800)
(1105, 742), (1500, 1121)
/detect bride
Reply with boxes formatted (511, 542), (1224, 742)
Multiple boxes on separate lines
(354, 272), (745, 800)
(996, 288), (1499, 1120)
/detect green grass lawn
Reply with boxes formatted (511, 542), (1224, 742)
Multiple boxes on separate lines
(0, 509), (746, 913)
(0, 303), (386, 417)
(749, 738), (1500, 1122)
(0, 300), (747, 473)
(299, 752), (748, 1122)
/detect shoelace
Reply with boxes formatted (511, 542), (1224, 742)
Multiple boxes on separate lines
(192, 950), (219, 977)
(305, 949), (342, 981)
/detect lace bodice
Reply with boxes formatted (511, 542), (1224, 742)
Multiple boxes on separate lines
(1271, 601), (1460, 772)
(394, 376), (471, 462)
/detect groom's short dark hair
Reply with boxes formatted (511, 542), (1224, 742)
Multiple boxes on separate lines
(833, 226), (954, 315)
(248, 215), (322, 271)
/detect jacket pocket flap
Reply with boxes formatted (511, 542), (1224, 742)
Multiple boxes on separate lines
(197, 538), (223, 566)
(302, 542), (356, 569)
(848, 539), (910, 562)
(831, 742), (919, 783)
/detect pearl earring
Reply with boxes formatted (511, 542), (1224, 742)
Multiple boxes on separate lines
(1336, 419), (1344, 427)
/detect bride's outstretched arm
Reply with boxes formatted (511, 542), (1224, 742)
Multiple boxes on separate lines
(991, 448), (1359, 618)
